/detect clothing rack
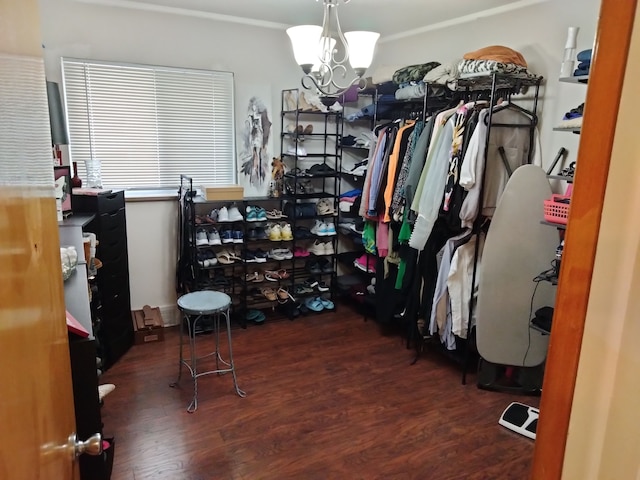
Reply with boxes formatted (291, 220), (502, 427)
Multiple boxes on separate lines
(459, 73), (542, 384)
(401, 73), (542, 383)
(360, 85), (454, 128)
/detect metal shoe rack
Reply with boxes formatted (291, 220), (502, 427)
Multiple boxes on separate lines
(279, 88), (343, 312)
(177, 169), (343, 326)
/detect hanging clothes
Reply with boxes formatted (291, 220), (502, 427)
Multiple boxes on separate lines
(367, 125), (398, 218)
(429, 229), (473, 349)
(382, 120), (415, 222)
(359, 128), (386, 218)
(447, 232), (485, 339)
(390, 121), (425, 218)
(409, 102), (479, 250)
(459, 105), (541, 228)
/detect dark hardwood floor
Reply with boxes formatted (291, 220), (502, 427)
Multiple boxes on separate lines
(100, 305), (539, 480)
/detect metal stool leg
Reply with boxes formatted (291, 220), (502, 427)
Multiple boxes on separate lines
(169, 312), (187, 388)
(187, 314), (200, 413)
(214, 313), (221, 372)
(223, 308), (246, 398)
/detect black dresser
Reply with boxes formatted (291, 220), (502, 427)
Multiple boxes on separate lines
(73, 190), (134, 369)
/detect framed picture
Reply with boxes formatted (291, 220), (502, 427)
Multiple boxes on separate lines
(54, 165), (72, 212)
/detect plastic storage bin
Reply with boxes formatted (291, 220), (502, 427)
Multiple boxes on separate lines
(543, 194), (571, 225)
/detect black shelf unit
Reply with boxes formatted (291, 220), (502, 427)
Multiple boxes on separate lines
(72, 190), (134, 371)
(177, 175), (300, 331)
(279, 88), (343, 310)
(178, 175), (331, 325)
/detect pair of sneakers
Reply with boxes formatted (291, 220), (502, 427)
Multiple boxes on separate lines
(246, 205), (267, 222)
(268, 248), (293, 261)
(268, 223), (293, 241)
(309, 240), (335, 256)
(220, 229), (243, 244)
(311, 220), (337, 236)
(218, 204), (243, 222)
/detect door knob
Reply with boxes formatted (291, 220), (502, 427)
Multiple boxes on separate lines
(70, 433), (103, 458)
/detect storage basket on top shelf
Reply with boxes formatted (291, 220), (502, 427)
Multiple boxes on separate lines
(543, 194), (571, 225)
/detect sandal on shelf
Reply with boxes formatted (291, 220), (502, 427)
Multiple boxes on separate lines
(261, 288), (277, 301)
(245, 272), (264, 283)
(276, 269), (290, 279)
(304, 296), (324, 312)
(264, 270), (281, 282)
(229, 248), (243, 261)
(277, 287), (295, 303)
(266, 209), (287, 220)
(216, 249), (235, 264)
(319, 297), (335, 310)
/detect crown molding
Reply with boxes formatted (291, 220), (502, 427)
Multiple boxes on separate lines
(72, 0), (290, 30)
(379, 0), (552, 43)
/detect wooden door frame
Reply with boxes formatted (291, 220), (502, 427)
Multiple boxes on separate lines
(531, 0), (638, 478)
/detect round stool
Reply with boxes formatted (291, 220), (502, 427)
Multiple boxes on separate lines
(170, 291), (246, 412)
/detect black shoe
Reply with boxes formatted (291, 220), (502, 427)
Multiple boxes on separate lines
(307, 261), (322, 275)
(319, 258), (333, 273)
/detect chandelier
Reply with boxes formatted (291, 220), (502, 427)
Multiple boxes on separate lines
(286, 0), (380, 97)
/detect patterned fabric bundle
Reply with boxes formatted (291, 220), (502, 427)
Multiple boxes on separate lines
(392, 62), (441, 84)
(457, 59), (538, 78)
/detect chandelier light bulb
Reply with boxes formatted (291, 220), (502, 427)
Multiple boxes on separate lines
(287, 0), (379, 96)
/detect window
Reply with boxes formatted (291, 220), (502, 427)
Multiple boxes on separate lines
(62, 58), (235, 189)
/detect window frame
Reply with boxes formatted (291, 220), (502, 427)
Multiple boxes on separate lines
(61, 57), (237, 192)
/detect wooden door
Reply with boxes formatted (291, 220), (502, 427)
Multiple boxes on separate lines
(0, 1), (79, 479)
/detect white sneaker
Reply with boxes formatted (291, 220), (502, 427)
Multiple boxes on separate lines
(218, 206), (230, 222)
(286, 145), (307, 156)
(309, 240), (326, 255)
(228, 204), (244, 221)
(311, 220), (328, 236)
(324, 241), (335, 255)
(329, 101), (343, 112)
(268, 248), (287, 260)
(324, 222), (337, 236)
(196, 229), (208, 246)
(208, 228), (222, 245)
(273, 247), (293, 259)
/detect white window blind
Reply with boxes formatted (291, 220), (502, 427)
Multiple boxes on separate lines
(62, 58), (235, 189)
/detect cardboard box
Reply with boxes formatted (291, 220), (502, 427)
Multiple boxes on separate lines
(131, 305), (165, 344)
(202, 184), (244, 201)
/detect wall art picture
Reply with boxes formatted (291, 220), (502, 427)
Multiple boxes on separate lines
(237, 95), (273, 197)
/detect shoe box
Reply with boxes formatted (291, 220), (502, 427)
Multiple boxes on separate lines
(131, 305), (165, 344)
(202, 184), (244, 201)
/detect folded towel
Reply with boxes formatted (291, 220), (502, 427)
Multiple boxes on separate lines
(555, 117), (583, 130)
(573, 68), (590, 77)
(423, 60), (460, 89)
(463, 45), (527, 67)
(577, 49), (592, 63)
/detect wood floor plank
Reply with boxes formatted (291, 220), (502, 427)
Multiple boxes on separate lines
(100, 305), (537, 479)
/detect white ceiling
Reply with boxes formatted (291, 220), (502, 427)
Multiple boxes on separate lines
(76, 0), (549, 40)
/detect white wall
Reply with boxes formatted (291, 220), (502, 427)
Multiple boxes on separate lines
(37, 0), (302, 321)
(372, 0), (601, 174)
